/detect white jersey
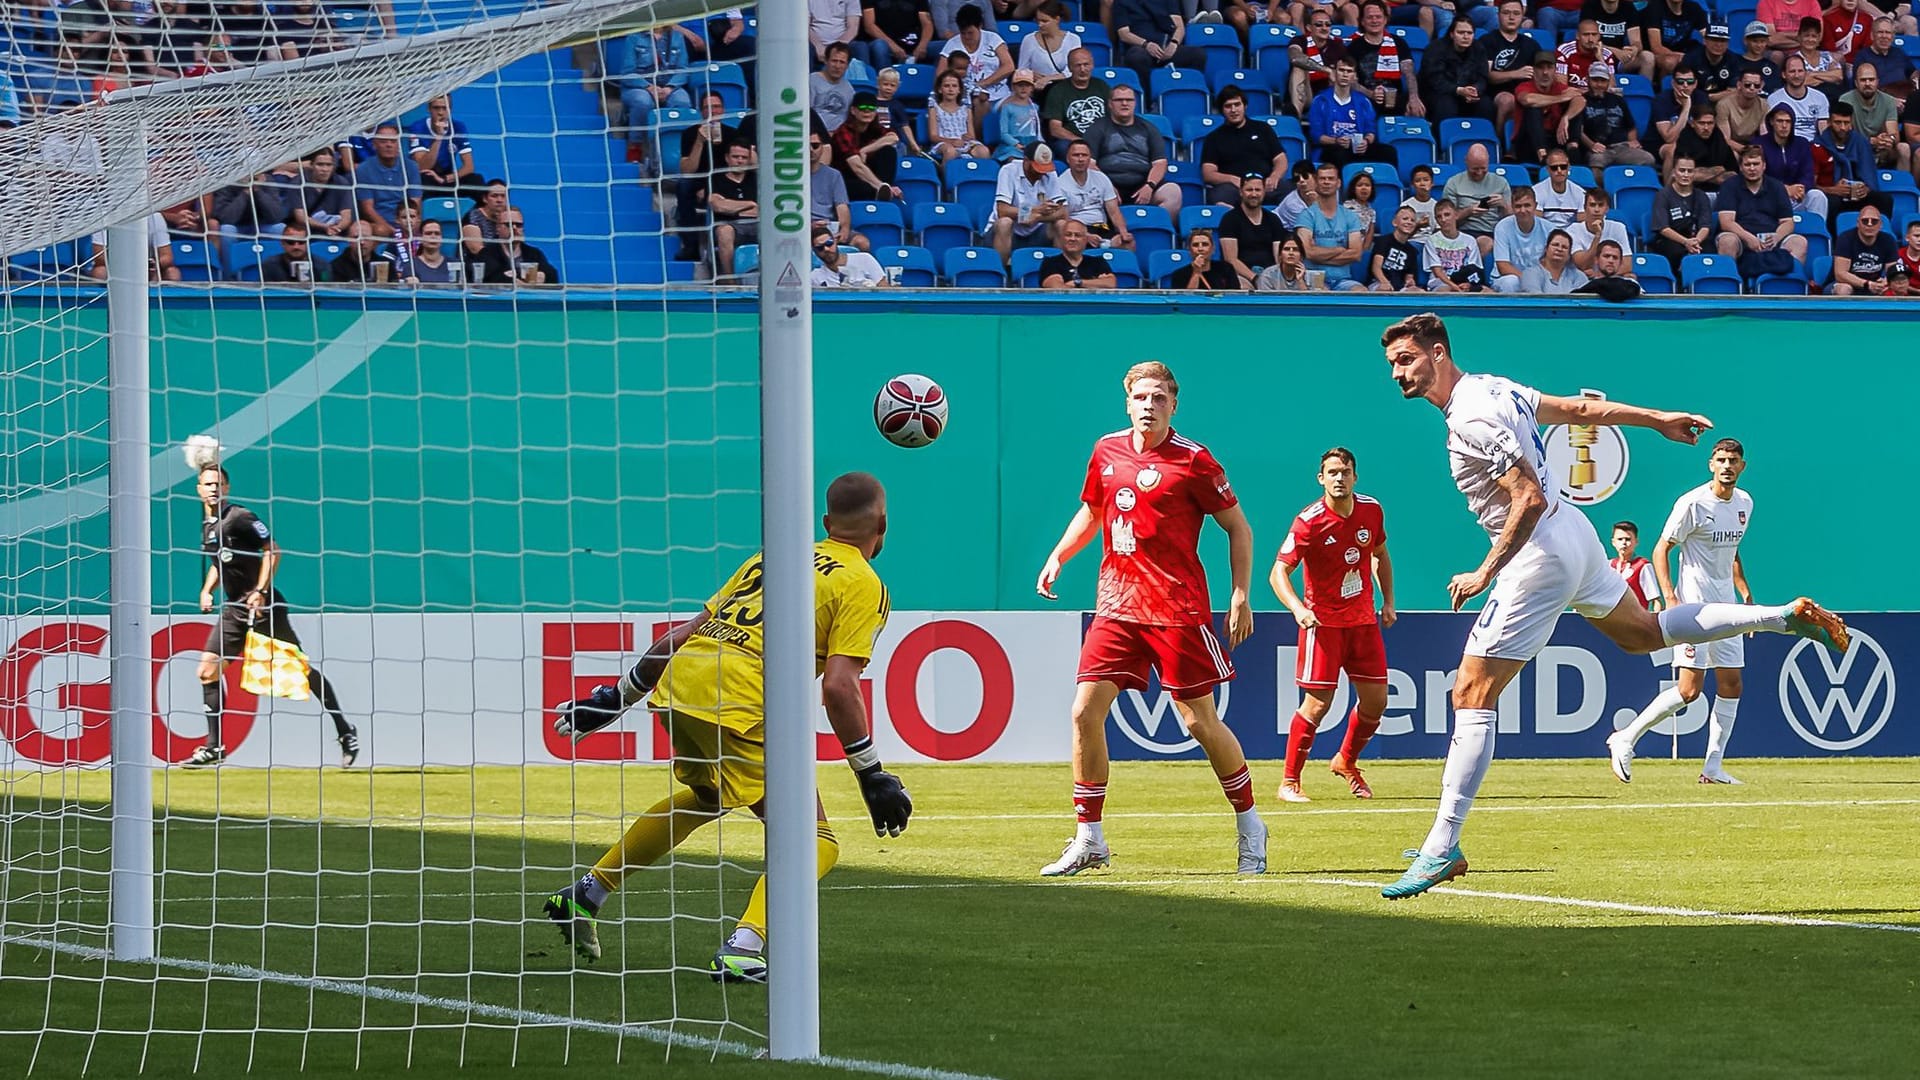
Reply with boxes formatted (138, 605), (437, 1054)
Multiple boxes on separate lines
(1660, 482), (1752, 603)
(1444, 373), (1561, 538)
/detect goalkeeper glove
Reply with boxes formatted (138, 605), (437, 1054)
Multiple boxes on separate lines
(844, 736), (912, 837)
(552, 685), (624, 741)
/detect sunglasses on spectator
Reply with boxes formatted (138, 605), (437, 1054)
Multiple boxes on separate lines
(814, 237), (836, 250)
(1548, 163), (1570, 171)
(1673, 77), (1696, 84)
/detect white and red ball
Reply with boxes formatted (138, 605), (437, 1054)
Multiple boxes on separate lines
(873, 374), (948, 448)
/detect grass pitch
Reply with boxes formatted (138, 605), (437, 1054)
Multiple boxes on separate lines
(3, 757), (1917, 1079)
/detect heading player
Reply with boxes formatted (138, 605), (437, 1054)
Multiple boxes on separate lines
(1608, 440), (1757, 785)
(188, 463), (359, 768)
(542, 472), (913, 982)
(1377, 313), (1848, 899)
(1269, 447), (1396, 802)
(1036, 361), (1267, 877)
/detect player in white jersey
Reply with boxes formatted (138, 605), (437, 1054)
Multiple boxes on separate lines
(1376, 313), (1849, 900)
(1608, 440), (1757, 785)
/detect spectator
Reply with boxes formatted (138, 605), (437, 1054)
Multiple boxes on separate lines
(1793, 17), (1844, 94)
(809, 131), (869, 250)
(352, 122), (420, 238)
(927, 71), (991, 162)
(1536, 0), (1585, 39)
(1822, 0), (1873, 61)
(1856, 19), (1915, 104)
(1651, 65), (1702, 154)
(1830, 204), (1900, 293)
(1289, 10), (1350, 117)
(1084, 85), (1182, 214)
(1519, 228), (1591, 291)
(1650, 154), (1714, 273)
(1311, 57), (1395, 168)
(675, 93), (742, 260)
(1765, 55), (1829, 141)
(810, 0), (861, 65)
(1262, 235), (1325, 291)
(1113, 0), (1204, 94)
(1422, 198), (1490, 289)
(1644, 0), (1711, 81)
(1477, 0), (1534, 138)
(860, 0), (933, 70)
(1715, 144), (1808, 265)
(466, 181), (511, 241)
(1017, 4), (1080, 93)
(458, 224), (511, 283)
(1573, 237), (1645, 296)
(941, 5), (1014, 120)
(1344, 172), (1379, 246)
(275, 0), (337, 59)
(1174, 229), (1244, 289)
(991, 140), (1068, 261)
(408, 95), (486, 203)
(1421, 16), (1494, 125)
(931, 0), (996, 40)
(1586, 0), (1652, 79)
(1039, 219), (1119, 288)
(1349, 1), (1424, 118)
(1667, 104), (1739, 189)
(1568, 187), (1634, 269)
(1556, 20), (1618, 93)
(1275, 162), (1318, 230)
(1401, 163), (1439, 240)
(1901, 219), (1920, 277)
(1058, 139), (1133, 249)
(1575, 64), (1656, 166)
(214, 0), (286, 67)
(811, 42), (857, 131)
(300, 148), (355, 237)
(610, 26), (693, 164)
(87, 212), (180, 282)
(1442, 143), (1510, 256)
(1490, 186), (1549, 290)
(410, 221), (456, 284)
(709, 140), (758, 279)
(993, 70), (1044, 161)
(1370, 206), (1427, 291)
(875, 68), (923, 155)
(1219, 174), (1289, 286)
(1888, 263), (1915, 295)
(1200, 87), (1287, 206)
(1759, 103), (1828, 219)
(809, 223), (891, 286)
(500, 208), (559, 285)
(1756, 0), (1819, 50)
(384, 205), (423, 282)
(1684, 24), (1740, 100)
(835, 91), (902, 200)
(1042, 48), (1109, 153)
(1715, 70), (1769, 150)
(1905, 90), (1920, 173)
(1841, 64), (1911, 170)
(1514, 51), (1584, 165)
(1730, 22), (1782, 92)
(1532, 148), (1589, 228)
(1816, 101), (1889, 224)
(209, 173), (293, 238)
(329, 222), (392, 284)
(259, 226), (317, 283)
(1295, 161), (1368, 290)
(147, 0), (211, 80)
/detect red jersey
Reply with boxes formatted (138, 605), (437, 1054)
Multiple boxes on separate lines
(1079, 429), (1236, 627)
(1554, 42), (1617, 92)
(1822, 9), (1870, 58)
(1610, 555), (1658, 609)
(1276, 494), (1386, 628)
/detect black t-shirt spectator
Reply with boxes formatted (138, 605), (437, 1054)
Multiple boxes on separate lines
(260, 253), (319, 283)
(862, 0), (929, 49)
(1672, 128), (1739, 188)
(459, 242), (512, 283)
(1473, 30), (1533, 82)
(214, 2), (280, 66)
(1218, 206), (1288, 268)
(330, 247), (394, 283)
(1837, 231), (1900, 280)
(679, 123), (743, 191)
(1651, 185), (1713, 241)
(710, 171), (755, 221)
(1037, 253), (1116, 286)
(1684, 46), (1741, 97)
(1372, 234), (1420, 288)
(1201, 122), (1283, 184)
(149, 11), (210, 72)
(1734, 54), (1781, 93)
(1575, 90), (1639, 145)
(1643, 0), (1708, 55)
(1112, 0), (1179, 47)
(504, 242), (560, 284)
(1581, 0), (1637, 50)
(1902, 93), (1920, 130)
(1717, 176), (1793, 235)
(1175, 262), (1240, 288)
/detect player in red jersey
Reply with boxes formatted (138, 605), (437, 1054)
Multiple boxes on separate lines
(1035, 361), (1267, 877)
(1608, 521), (1661, 613)
(1269, 448), (1396, 802)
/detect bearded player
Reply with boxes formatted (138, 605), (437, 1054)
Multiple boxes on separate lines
(1035, 361), (1267, 878)
(1378, 313), (1849, 900)
(1269, 447), (1396, 802)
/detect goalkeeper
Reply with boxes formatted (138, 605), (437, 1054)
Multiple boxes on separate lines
(543, 471), (913, 983)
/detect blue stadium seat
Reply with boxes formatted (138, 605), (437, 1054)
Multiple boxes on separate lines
(1810, 256), (1832, 287)
(1876, 171), (1920, 224)
(911, 201), (974, 259)
(6, 241), (83, 279)
(1187, 23), (1245, 78)
(1428, 162), (1464, 187)
(1835, 210), (1860, 237)
(1011, 246), (1061, 287)
(169, 239), (219, 281)
(1565, 165), (1597, 189)
(1793, 212), (1830, 266)
(311, 238), (348, 265)
(892, 62), (934, 106)
(1181, 205), (1229, 236)
(1093, 66), (1142, 95)
(1151, 67), (1211, 127)
(735, 243), (759, 276)
(1209, 70), (1272, 115)
(852, 201), (906, 248)
(1250, 25), (1297, 88)
(1092, 247), (1144, 287)
(1148, 248), (1192, 287)
(1680, 253), (1741, 294)
(998, 20), (1034, 48)
(876, 245), (938, 286)
(897, 156), (941, 206)
(1067, 23), (1113, 65)
(1631, 254), (1675, 293)
(1753, 262), (1810, 294)
(1119, 205), (1175, 257)
(947, 157), (1000, 221)
(1491, 163), (1534, 188)
(1603, 164), (1659, 193)
(694, 62), (749, 110)
(422, 196), (465, 226)
(944, 246), (1007, 286)
(1260, 115), (1307, 169)
(1180, 114), (1225, 157)
(230, 239), (272, 282)
(1161, 160), (1206, 208)
(1138, 112), (1176, 141)
(1438, 117), (1497, 163)
(1380, 117), (1435, 182)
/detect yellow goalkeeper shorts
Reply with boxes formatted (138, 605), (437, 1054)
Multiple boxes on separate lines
(663, 709), (766, 810)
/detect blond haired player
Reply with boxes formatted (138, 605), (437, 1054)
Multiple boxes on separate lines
(542, 472), (912, 981)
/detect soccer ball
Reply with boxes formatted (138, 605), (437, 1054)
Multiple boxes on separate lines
(873, 374), (948, 448)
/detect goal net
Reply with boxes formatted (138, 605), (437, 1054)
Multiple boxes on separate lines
(0, 0), (820, 1069)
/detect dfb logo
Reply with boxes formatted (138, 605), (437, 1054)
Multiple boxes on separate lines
(1107, 683), (1229, 755)
(1778, 630), (1895, 751)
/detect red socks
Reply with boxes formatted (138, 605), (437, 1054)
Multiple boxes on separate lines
(1218, 765), (1256, 812)
(1340, 709), (1381, 761)
(1284, 712), (1318, 782)
(1073, 781), (1107, 823)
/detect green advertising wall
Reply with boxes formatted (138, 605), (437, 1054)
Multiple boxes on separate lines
(0, 295), (1904, 615)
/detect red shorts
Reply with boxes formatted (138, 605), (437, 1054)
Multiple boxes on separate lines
(1296, 623), (1388, 690)
(1077, 616), (1235, 696)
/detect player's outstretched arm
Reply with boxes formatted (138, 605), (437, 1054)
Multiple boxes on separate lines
(1037, 503), (1099, 600)
(552, 613), (709, 741)
(823, 653), (912, 837)
(1537, 394), (1712, 446)
(1214, 504), (1255, 647)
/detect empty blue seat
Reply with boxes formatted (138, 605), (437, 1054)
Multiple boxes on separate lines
(1187, 22), (1245, 78)
(1181, 205), (1229, 236)
(911, 201), (974, 259)
(1119, 204), (1175, 257)
(1630, 253), (1675, 293)
(943, 246), (1007, 286)
(1438, 117), (1497, 163)
(1148, 248), (1193, 287)
(875, 245), (937, 286)
(1092, 247), (1144, 287)
(1680, 253), (1740, 294)
(1151, 67), (1212, 127)
(851, 201), (906, 247)
(896, 156), (941, 205)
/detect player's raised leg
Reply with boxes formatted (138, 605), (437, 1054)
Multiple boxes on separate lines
(1042, 677), (1120, 877)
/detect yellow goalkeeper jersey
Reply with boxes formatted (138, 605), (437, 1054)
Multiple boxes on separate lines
(649, 539), (891, 732)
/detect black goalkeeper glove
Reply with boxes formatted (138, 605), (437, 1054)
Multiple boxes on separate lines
(855, 764), (913, 837)
(552, 685), (624, 741)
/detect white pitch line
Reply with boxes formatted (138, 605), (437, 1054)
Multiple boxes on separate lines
(0, 933), (1010, 1080)
(910, 797), (1920, 822)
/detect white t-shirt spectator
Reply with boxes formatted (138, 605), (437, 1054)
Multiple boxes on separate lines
(993, 160), (1065, 237)
(1764, 87), (1828, 142)
(1568, 218), (1634, 258)
(811, 250), (888, 286)
(1018, 31), (1082, 81)
(942, 31), (1012, 104)
(91, 212), (171, 255)
(1057, 168), (1118, 228)
(1531, 178), (1588, 229)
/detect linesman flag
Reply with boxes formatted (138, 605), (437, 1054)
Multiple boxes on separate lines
(240, 631), (312, 701)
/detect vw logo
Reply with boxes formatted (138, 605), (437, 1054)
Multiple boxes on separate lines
(1778, 629), (1895, 751)
(1108, 683), (1229, 754)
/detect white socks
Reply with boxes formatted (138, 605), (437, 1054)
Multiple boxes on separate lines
(1621, 686), (1688, 746)
(1704, 696), (1741, 771)
(1076, 819), (1106, 847)
(576, 871), (610, 909)
(1660, 603), (1790, 646)
(1235, 807), (1263, 835)
(1421, 708), (1497, 858)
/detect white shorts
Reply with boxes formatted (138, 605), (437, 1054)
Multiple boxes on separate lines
(1674, 635), (1744, 670)
(1465, 508), (1628, 662)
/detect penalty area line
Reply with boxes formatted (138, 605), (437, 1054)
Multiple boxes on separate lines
(912, 797), (1920, 822)
(0, 932), (1010, 1080)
